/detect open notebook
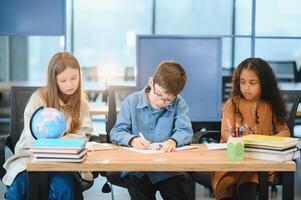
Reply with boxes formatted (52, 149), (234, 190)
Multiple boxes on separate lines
(123, 144), (198, 154)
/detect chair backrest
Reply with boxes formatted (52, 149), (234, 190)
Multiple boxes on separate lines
(281, 90), (301, 137)
(8, 86), (39, 153)
(106, 85), (140, 143)
(222, 75), (232, 102)
(268, 61), (298, 82)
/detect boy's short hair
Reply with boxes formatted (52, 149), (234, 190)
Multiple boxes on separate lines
(153, 61), (187, 95)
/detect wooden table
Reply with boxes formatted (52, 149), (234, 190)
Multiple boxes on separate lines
(87, 102), (108, 115)
(27, 144), (296, 200)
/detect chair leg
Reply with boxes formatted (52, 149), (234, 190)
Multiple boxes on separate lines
(271, 185), (278, 193)
(209, 187), (215, 198)
(110, 183), (115, 200)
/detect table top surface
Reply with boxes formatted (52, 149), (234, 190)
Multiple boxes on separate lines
(27, 144), (296, 172)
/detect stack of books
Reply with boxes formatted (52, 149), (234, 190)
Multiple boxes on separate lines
(31, 138), (87, 163)
(243, 135), (301, 162)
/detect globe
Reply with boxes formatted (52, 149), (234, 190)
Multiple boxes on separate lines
(30, 107), (67, 139)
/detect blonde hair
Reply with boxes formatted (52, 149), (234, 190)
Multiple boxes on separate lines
(39, 52), (86, 133)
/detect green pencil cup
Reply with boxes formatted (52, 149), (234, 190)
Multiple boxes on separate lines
(227, 137), (244, 161)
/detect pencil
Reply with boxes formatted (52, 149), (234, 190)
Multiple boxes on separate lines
(139, 132), (146, 140)
(244, 123), (255, 134)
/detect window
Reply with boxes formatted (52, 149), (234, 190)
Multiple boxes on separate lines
(156, 0), (233, 35)
(255, 39), (301, 65)
(256, 0), (301, 36)
(28, 36), (64, 81)
(25, 0), (301, 81)
(73, 0), (152, 82)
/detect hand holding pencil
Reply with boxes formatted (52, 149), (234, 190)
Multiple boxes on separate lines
(130, 132), (150, 149)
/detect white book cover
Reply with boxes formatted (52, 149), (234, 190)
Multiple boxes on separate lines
(32, 155), (86, 163)
(245, 147), (298, 155)
(33, 149), (87, 159)
(244, 150), (300, 162)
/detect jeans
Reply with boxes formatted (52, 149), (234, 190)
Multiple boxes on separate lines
(5, 171), (81, 200)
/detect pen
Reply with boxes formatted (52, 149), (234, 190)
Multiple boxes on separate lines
(235, 123), (239, 137)
(244, 123), (255, 134)
(239, 126), (244, 137)
(227, 118), (233, 137)
(139, 132), (146, 140)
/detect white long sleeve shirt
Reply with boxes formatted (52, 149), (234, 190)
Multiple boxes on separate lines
(3, 90), (93, 186)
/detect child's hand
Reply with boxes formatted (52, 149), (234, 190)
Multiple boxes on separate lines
(160, 139), (177, 152)
(62, 134), (70, 139)
(130, 137), (150, 149)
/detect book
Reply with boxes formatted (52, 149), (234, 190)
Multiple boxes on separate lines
(243, 135), (300, 150)
(30, 147), (85, 154)
(31, 138), (86, 150)
(33, 149), (87, 159)
(244, 150), (300, 162)
(32, 154), (87, 163)
(245, 146), (298, 155)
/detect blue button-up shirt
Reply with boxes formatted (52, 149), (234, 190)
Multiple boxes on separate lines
(110, 87), (193, 183)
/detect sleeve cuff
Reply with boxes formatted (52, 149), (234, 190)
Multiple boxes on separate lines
(128, 136), (138, 146)
(168, 137), (178, 147)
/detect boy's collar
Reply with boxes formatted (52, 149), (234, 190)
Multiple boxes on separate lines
(136, 86), (149, 109)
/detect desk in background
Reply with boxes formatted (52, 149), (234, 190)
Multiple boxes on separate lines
(280, 82), (301, 91)
(0, 81), (108, 116)
(0, 81), (106, 93)
(87, 102), (108, 116)
(27, 144), (296, 200)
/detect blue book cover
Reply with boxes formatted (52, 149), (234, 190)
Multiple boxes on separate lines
(32, 138), (86, 149)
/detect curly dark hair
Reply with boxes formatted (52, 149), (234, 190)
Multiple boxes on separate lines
(231, 57), (287, 124)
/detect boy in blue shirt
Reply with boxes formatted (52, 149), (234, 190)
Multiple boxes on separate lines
(110, 61), (193, 200)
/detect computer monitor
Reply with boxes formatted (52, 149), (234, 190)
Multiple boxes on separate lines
(267, 61), (298, 82)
